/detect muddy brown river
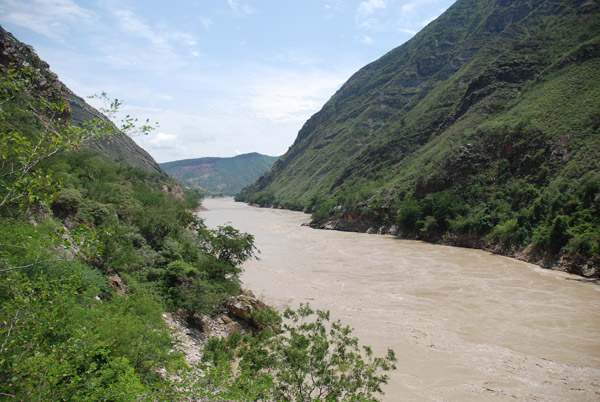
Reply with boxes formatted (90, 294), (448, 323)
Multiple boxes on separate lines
(200, 197), (600, 401)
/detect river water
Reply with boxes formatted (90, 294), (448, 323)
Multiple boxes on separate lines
(200, 197), (600, 401)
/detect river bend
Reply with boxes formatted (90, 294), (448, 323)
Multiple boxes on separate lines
(200, 197), (600, 401)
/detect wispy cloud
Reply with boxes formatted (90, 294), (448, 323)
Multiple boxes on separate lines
(198, 16), (213, 30)
(358, 0), (387, 16)
(355, 0), (451, 39)
(355, 0), (388, 32)
(112, 9), (167, 49)
(360, 34), (374, 45)
(111, 8), (197, 50)
(227, 0), (254, 16)
(399, 28), (418, 35)
(325, 0), (344, 11)
(243, 66), (349, 124)
(0, 0), (95, 39)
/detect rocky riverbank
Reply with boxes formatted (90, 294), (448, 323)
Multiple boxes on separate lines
(309, 215), (599, 279)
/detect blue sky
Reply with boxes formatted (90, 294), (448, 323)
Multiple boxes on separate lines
(0, 0), (455, 163)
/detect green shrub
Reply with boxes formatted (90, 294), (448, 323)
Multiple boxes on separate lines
(549, 215), (571, 253)
(489, 218), (528, 249)
(395, 198), (422, 230)
(0, 270), (176, 400)
(199, 304), (397, 402)
(51, 187), (83, 215)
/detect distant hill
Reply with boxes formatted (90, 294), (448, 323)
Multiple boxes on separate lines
(162, 153), (278, 196)
(238, 0), (600, 276)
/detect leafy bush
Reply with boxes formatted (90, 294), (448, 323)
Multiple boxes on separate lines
(395, 198), (421, 231)
(51, 187), (83, 215)
(200, 304), (397, 402)
(0, 269), (178, 400)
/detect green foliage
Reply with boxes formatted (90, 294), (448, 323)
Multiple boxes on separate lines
(199, 225), (257, 272)
(0, 59), (262, 400)
(0, 68), (119, 215)
(88, 91), (158, 137)
(199, 304), (397, 402)
(395, 199), (421, 230)
(52, 187), (84, 215)
(489, 219), (527, 250)
(0, 268), (177, 401)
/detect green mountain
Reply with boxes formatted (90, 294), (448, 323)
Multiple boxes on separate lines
(237, 0), (600, 276)
(162, 153), (278, 196)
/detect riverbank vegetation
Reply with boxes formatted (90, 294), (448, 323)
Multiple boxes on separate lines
(0, 51), (396, 400)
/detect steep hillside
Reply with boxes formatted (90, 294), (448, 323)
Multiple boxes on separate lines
(0, 26), (253, 399)
(0, 25), (165, 175)
(237, 0), (600, 276)
(162, 152), (278, 196)
(68, 89), (166, 174)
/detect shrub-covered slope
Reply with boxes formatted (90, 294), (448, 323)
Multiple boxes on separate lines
(0, 27), (255, 399)
(238, 0), (600, 276)
(162, 152), (278, 196)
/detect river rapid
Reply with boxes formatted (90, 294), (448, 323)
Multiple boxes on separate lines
(200, 197), (600, 401)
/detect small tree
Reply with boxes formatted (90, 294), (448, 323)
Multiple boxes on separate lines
(198, 225), (257, 278)
(200, 304), (397, 402)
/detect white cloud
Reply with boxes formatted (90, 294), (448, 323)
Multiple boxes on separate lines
(357, 17), (381, 30)
(148, 131), (178, 148)
(360, 34), (373, 44)
(325, 0), (344, 11)
(401, 2), (417, 13)
(355, 0), (387, 33)
(358, 0), (387, 16)
(198, 16), (213, 30)
(399, 27), (418, 35)
(0, 0), (95, 39)
(227, 0), (254, 16)
(243, 67), (348, 124)
(111, 9), (197, 50)
(356, 0), (451, 38)
(112, 9), (166, 49)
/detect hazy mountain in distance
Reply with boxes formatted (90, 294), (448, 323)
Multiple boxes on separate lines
(162, 153), (278, 196)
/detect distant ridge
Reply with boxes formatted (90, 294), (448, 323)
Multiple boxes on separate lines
(161, 152), (278, 196)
